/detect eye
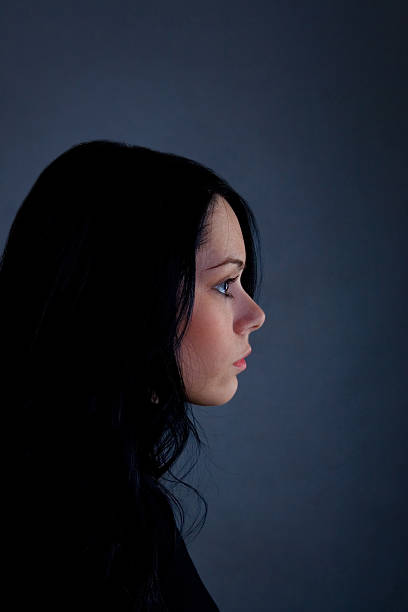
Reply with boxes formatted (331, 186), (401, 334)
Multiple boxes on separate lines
(215, 275), (239, 299)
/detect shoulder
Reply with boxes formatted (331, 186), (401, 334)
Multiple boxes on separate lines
(161, 528), (221, 611)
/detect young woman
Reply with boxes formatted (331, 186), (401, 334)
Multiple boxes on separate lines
(1, 140), (265, 611)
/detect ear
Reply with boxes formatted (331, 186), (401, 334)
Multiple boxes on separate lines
(150, 390), (160, 404)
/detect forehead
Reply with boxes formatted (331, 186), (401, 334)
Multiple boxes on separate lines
(197, 195), (245, 267)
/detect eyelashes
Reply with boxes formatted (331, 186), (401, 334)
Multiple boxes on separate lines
(215, 275), (240, 299)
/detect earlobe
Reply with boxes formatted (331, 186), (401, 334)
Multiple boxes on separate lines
(150, 390), (160, 404)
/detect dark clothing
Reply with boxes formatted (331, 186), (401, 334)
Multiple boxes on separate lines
(161, 529), (220, 611)
(6, 497), (220, 611)
(6, 438), (220, 610)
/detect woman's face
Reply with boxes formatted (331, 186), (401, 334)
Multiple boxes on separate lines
(179, 196), (266, 406)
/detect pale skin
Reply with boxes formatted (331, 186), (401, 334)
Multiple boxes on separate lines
(178, 195), (266, 406)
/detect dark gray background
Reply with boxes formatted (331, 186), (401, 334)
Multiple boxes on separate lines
(1, 1), (407, 610)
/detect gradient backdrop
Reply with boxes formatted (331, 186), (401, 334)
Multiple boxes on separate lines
(1, 1), (407, 610)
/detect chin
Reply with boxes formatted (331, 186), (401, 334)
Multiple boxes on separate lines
(190, 378), (238, 406)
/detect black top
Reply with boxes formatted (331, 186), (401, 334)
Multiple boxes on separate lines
(6, 528), (220, 612)
(161, 529), (220, 611)
(5, 442), (221, 611)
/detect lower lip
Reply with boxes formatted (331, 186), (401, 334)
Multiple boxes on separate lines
(233, 358), (247, 369)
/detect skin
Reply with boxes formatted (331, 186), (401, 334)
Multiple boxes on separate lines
(178, 195), (266, 406)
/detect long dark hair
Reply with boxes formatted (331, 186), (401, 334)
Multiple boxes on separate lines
(1, 140), (263, 610)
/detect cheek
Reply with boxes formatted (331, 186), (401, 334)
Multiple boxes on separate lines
(184, 300), (229, 363)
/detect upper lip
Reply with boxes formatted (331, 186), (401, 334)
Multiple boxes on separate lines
(235, 347), (252, 362)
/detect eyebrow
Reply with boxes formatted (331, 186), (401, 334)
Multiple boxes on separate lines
(206, 258), (246, 271)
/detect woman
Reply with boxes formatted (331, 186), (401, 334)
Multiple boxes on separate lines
(1, 140), (265, 611)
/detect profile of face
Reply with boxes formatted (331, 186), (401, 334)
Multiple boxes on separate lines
(178, 196), (266, 406)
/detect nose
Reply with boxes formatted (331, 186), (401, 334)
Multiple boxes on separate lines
(234, 293), (266, 335)
(243, 296), (266, 333)
(251, 303), (266, 331)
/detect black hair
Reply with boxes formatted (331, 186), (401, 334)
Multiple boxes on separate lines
(1, 140), (263, 610)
